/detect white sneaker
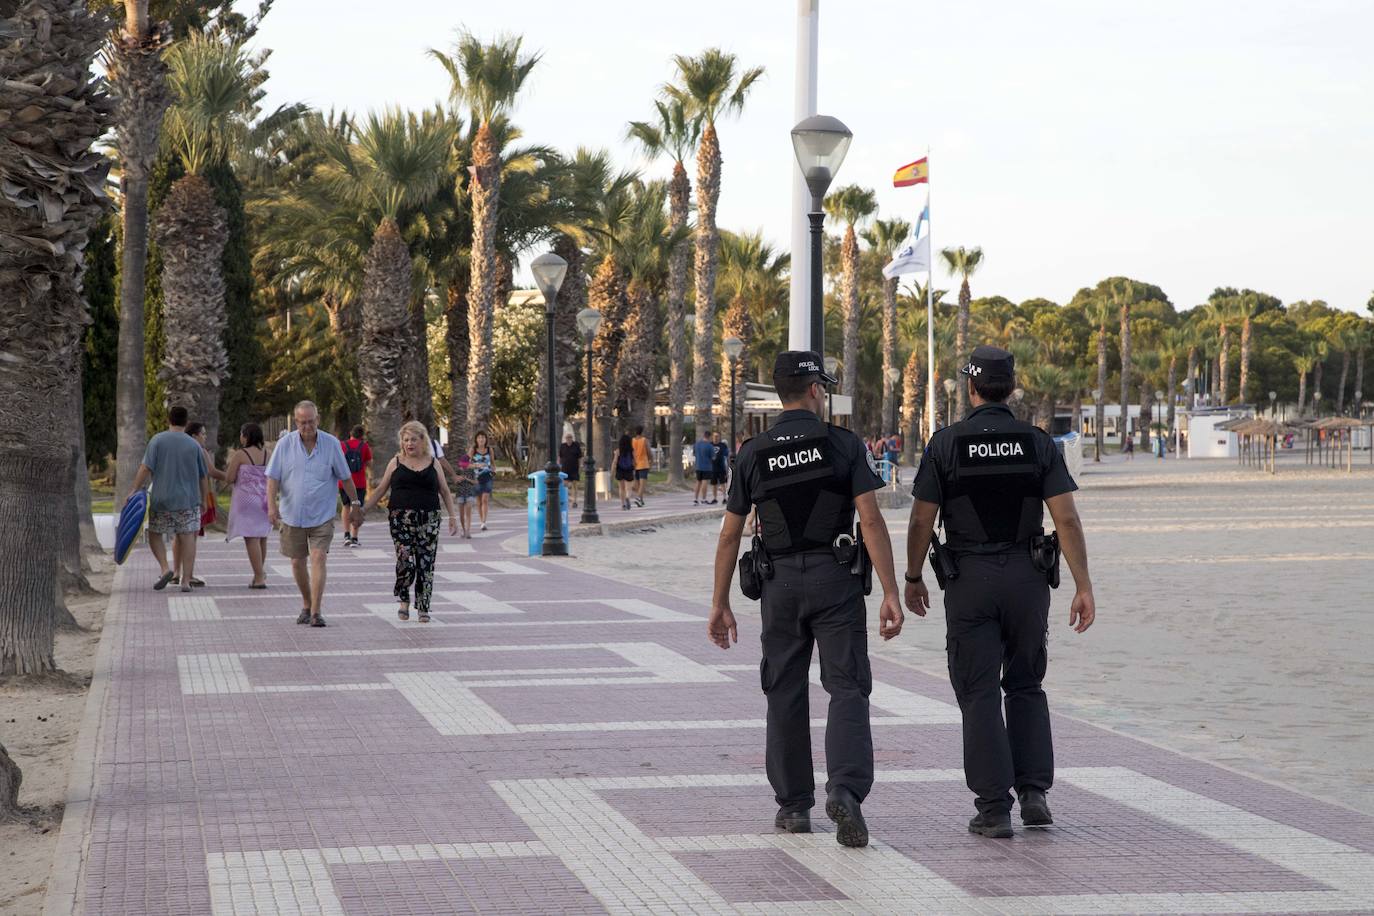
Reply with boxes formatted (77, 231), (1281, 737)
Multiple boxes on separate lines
(480, 523), (487, 531)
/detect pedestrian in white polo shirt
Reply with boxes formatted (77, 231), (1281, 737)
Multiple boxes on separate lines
(266, 400), (362, 627)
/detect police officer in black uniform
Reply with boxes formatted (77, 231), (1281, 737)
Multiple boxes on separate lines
(904, 345), (1096, 838)
(709, 351), (905, 849)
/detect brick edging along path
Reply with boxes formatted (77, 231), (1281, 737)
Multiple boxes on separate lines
(49, 508), (1374, 914)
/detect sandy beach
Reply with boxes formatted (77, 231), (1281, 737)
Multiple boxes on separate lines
(563, 455), (1374, 815)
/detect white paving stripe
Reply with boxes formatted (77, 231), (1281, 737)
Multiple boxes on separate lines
(477, 560), (544, 575)
(808, 664), (961, 724)
(388, 673), (520, 735)
(207, 850), (343, 916)
(364, 602), (452, 626)
(436, 590), (524, 615)
(600, 598), (699, 622)
(168, 595), (221, 621)
(178, 654), (251, 695)
(432, 570), (494, 583)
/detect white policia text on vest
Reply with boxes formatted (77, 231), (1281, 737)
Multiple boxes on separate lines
(767, 447), (824, 473)
(967, 441), (1026, 459)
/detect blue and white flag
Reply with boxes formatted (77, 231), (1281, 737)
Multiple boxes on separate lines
(882, 234), (930, 279)
(914, 199), (930, 240)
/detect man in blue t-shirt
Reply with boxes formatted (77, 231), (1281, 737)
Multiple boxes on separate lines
(128, 405), (210, 592)
(693, 428), (716, 505)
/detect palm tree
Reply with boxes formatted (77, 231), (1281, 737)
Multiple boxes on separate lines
(583, 169), (640, 465)
(1087, 298), (1113, 458)
(1, 0), (111, 681)
(628, 98), (700, 483)
(430, 31), (540, 441)
(823, 185), (877, 400)
(1110, 278), (1137, 425)
(1134, 350), (1163, 450)
(1235, 293), (1260, 403)
(717, 231), (787, 434)
(863, 217), (910, 437)
(106, 0), (172, 505)
(1330, 314), (1364, 415)
(1024, 364), (1068, 433)
(305, 110), (452, 470)
(1204, 298), (1231, 404)
(154, 32), (261, 452)
(1293, 350), (1317, 417)
(1163, 326), (1191, 432)
(665, 48), (764, 433)
(939, 245), (984, 418)
(1064, 365), (1094, 435)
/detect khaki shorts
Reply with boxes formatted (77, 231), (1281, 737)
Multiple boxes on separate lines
(279, 521), (335, 559)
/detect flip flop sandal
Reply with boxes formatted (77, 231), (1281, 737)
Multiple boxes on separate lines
(153, 571), (176, 591)
(418, 613), (431, 623)
(398, 607), (410, 621)
(249, 582), (267, 590)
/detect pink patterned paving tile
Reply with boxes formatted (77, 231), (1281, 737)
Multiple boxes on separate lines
(479, 682), (753, 725)
(674, 849), (848, 903)
(604, 784), (783, 838)
(331, 857), (608, 916)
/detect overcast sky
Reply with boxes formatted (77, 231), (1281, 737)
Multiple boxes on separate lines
(250, 0), (1372, 313)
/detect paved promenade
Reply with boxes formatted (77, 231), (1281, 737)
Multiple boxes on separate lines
(54, 504), (1374, 915)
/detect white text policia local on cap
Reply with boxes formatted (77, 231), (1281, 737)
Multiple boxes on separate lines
(766, 446), (824, 473)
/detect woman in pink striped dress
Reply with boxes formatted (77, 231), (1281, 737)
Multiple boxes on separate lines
(226, 422), (270, 588)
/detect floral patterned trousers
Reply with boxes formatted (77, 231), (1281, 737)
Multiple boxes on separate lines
(388, 509), (441, 614)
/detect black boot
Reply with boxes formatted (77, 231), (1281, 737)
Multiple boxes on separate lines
(1018, 788), (1053, 826)
(968, 810), (1013, 838)
(774, 809), (811, 833)
(825, 787), (869, 848)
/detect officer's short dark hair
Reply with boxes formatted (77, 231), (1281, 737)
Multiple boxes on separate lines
(168, 405), (189, 426)
(970, 376), (1014, 403)
(775, 373), (819, 404)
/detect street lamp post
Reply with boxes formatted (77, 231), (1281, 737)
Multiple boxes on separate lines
(1269, 390), (1278, 420)
(576, 307), (603, 525)
(1091, 388), (1102, 462)
(723, 336), (743, 461)
(790, 115), (853, 355)
(943, 377), (957, 428)
(531, 253), (569, 556)
(885, 367), (901, 440)
(824, 356), (839, 422)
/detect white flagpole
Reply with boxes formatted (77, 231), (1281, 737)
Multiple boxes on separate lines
(925, 152), (936, 444)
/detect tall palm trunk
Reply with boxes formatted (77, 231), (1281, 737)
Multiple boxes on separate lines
(901, 348), (920, 462)
(589, 255), (628, 468)
(718, 295), (753, 438)
(1297, 367), (1308, 416)
(444, 268), (470, 452)
(1185, 347), (1197, 409)
(619, 280), (660, 438)
(107, 11), (171, 506)
(1118, 304), (1131, 443)
(1336, 349), (1351, 415)
(1, 0), (111, 674)
(1355, 347), (1365, 416)
(403, 291), (435, 430)
(531, 236), (585, 461)
(840, 225), (861, 400)
(955, 279), (971, 417)
(154, 173), (229, 449)
(1166, 354), (1178, 432)
(1217, 323), (1230, 404)
(1138, 381), (1152, 451)
(1096, 324), (1108, 457)
(665, 161), (691, 483)
(358, 219), (411, 473)
(465, 122), (500, 439)
(880, 275), (898, 436)
(1239, 316), (1253, 403)
(691, 123), (721, 430)
(1312, 360), (1323, 410)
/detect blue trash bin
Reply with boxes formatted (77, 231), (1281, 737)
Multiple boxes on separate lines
(526, 470), (570, 556)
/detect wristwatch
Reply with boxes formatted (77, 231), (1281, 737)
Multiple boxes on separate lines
(903, 572), (923, 584)
(351, 500), (362, 507)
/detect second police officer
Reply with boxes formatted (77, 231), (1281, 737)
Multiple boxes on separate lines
(709, 351), (906, 849)
(904, 345), (1096, 838)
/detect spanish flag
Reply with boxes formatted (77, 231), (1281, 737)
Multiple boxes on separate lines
(893, 157), (929, 188)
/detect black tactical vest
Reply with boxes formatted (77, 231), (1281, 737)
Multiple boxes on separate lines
(941, 423), (1045, 550)
(752, 419), (853, 555)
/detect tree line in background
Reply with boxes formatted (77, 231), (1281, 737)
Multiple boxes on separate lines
(5, 0), (1374, 689)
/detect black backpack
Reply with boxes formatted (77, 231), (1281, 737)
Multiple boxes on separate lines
(343, 440), (364, 474)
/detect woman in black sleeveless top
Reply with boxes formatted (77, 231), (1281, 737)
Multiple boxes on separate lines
(362, 422), (458, 622)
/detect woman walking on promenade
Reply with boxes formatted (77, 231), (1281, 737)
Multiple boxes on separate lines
(453, 453), (476, 538)
(225, 422), (270, 588)
(614, 434), (635, 510)
(559, 432), (582, 509)
(364, 421), (458, 623)
(470, 430), (495, 531)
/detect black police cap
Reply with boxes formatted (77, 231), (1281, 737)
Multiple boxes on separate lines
(959, 345), (1015, 384)
(773, 350), (839, 385)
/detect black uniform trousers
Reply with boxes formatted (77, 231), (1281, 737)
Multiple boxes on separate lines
(944, 550), (1054, 816)
(759, 548), (874, 813)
